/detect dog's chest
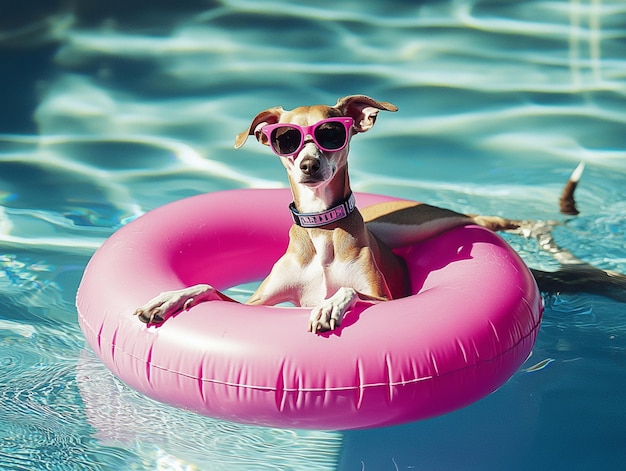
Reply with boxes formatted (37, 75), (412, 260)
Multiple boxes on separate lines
(297, 232), (370, 304)
(310, 232), (335, 266)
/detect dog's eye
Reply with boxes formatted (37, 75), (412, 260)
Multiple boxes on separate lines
(315, 123), (346, 150)
(272, 127), (301, 155)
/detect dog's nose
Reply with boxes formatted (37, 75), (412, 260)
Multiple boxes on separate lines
(300, 157), (320, 176)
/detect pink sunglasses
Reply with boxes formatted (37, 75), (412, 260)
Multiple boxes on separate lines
(261, 117), (354, 157)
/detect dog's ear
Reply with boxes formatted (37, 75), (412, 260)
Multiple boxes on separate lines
(335, 95), (398, 133)
(234, 107), (284, 149)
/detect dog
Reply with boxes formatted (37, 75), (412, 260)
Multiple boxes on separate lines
(135, 95), (626, 331)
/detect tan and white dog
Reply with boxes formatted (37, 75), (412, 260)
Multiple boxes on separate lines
(135, 95), (626, 331)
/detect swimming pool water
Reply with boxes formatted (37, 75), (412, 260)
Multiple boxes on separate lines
(1, 0), (625, 469)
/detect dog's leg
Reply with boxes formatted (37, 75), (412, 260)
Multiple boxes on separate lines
(307, 287), (393, 333)
(367, 163), (625, 302)
(500, 163), (625, 301)
(364, 201), (522, 247)
(134, 284), (236, 324)
(508, 219), (626, 302)
(308, 287), (359, 333)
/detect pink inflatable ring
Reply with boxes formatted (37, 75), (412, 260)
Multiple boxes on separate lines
(76, 189), (542, 430)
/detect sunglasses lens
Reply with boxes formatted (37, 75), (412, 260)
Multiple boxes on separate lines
(314, 122), (347, 150)
(271, 127), (301, 155)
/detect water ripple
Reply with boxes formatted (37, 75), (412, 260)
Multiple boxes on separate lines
(1, 1), (625, 469)
(76, 351), (342, 470)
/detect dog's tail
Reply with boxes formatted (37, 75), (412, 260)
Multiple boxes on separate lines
(559, 161), (584, 215)
(515, 163), (626, 302)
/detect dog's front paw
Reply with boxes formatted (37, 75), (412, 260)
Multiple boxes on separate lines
(134, 284), (215, 324)
(308, 287), (358, 333)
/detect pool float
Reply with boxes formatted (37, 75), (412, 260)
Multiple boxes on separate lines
(76, 189), (542, 430)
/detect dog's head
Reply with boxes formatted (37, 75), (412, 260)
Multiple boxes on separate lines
(235, 95), (397, 188)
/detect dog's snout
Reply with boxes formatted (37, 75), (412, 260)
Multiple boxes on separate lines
(300, 157), (321, 176)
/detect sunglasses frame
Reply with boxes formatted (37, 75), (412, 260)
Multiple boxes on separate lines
(261, 117), (354, 157)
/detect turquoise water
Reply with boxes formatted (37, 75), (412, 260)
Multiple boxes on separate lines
(1, 0), (625, 469)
